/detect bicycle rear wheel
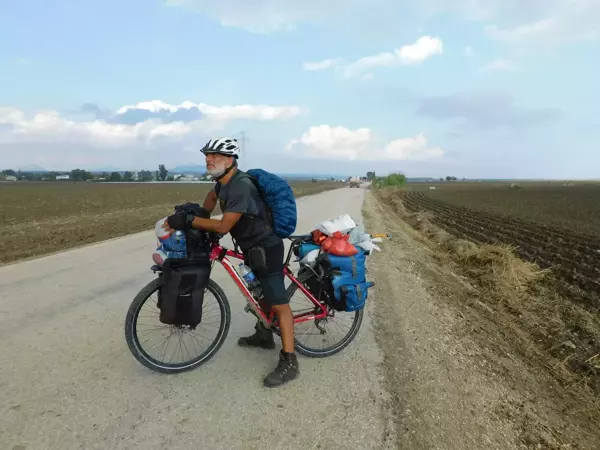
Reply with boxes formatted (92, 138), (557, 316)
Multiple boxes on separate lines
(124, 277), (231, 374)
(282, 269), (364, 358)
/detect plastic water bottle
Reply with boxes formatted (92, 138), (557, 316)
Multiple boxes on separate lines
(171, 230), (187, 258)
(238, 264), (263, 299)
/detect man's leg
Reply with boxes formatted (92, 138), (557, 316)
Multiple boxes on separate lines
(271, 303), (294, 353)
(237, 294), (275, 349)
(260, 272), (299, 387)
(237, 239), (299, 387)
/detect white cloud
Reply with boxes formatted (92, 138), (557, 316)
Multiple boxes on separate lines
(0, 101), (306, 169)
(383, 134), (444, 161)
(302, 58), (344, 71)
(116, 100), (304, 122)
(1, 101), (302, 147)
(165, 0), (600, 48)
(164, 0), (364, 33)
(483, 59), (521, 72)
(344, 36), (443, 77)
(303, 36), (443, 78)
(485, 18), (557, 42)
(0, 108), (192, 147)
(286, 125), (444, 161)
(484, 1), (600, 46)
(396, 36), (444, 64)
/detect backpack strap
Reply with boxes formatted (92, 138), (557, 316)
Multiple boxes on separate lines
(214, 172), (272, 243)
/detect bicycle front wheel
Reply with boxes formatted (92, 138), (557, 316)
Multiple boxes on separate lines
(124, 277), (231, 374)
(284, 269), (364, 358)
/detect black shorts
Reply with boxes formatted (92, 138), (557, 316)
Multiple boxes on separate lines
(244, 237), (288, 306)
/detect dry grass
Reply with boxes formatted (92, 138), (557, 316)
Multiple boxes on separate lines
(374, 188), (600, 404)
(0, 180), (341, 264)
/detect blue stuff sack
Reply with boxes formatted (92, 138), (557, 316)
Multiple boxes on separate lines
(245, 169), (297, 238)
(295, 243), (321, 260)
(316, 248), (375, 312)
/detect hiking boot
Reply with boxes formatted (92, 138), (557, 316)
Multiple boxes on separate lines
(263, 350), (299, 388)
(238, 321), (275, 350)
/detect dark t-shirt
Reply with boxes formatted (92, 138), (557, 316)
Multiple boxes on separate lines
(214, 169), (279, 251)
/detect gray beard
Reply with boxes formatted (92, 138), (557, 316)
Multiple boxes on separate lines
(207, 167), (226, 179)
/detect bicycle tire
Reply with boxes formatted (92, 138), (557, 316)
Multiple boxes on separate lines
(124, 277), (231, 374)
(284, 269), (364, 358)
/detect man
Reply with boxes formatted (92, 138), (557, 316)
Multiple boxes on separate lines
(162, 137), (299, 388)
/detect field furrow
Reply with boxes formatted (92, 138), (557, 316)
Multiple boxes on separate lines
(402, 191), (600, 309)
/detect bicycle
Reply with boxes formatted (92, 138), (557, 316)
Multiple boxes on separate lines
(124, 231), (376, 374)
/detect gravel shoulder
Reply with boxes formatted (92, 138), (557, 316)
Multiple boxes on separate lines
(364, 189), (598, 450)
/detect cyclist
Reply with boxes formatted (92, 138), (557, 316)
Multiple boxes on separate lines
(162, 137), (299, 388)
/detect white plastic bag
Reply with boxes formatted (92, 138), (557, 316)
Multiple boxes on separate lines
(315, 213), (357, 236)
(356, 240), (381, 254)
(349, 224), (371, 244)
(155, 216), (170, 240)
(299, 248), (321, 265)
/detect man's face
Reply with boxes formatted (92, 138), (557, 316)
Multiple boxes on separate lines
(205, 153), (233, 178)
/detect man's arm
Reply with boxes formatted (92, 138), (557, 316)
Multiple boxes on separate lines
(202, 189), (218, 213)
(163, 180), (247, 233)
(191, 212), (242, 234)
(194, 178), (251, 233)
(162, 211), (242, 234)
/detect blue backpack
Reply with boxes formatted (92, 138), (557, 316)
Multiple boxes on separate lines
(216, 169), (297, 238)
(245, 169), (297, 238)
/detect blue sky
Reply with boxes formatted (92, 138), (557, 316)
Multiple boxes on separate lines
(1, 0), (599, 178)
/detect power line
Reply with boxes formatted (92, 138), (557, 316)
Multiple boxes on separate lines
(240, 131), (247, 169)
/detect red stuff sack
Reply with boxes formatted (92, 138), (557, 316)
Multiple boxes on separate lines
(322, 232), (358, 256)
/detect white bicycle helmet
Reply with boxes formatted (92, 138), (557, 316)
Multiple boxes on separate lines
(200, 137), (240, 158)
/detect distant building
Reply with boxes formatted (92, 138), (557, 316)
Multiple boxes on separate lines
(5, 175), (17, 181)
(175, 173), (196, 181)
(56, 175), (70, 180)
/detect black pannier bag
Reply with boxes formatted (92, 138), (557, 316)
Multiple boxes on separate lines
(157, 202), (212, 328)
(158, 259), (211, 328)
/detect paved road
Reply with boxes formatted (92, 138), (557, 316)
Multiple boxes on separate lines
(0, 188), (393, 450)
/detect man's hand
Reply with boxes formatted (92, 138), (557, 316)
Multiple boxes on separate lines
(162, 212), (191, 231)
(161, 219), (175, 234)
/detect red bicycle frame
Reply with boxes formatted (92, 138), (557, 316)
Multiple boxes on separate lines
(209, 242), (329, 327)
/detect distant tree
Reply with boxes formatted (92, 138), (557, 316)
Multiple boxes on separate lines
(2, 169), (16, 176)
(123, 171), (133, 181)
(158, 164), (168, 181)
(138, 170), (153, 181)
(70, 169), (92, 181)
(110, 172), (122, 181)
(366, 171), (376, 180)
(166, 175), (174, 181)
(445, 176), (457, 181)
(374, 172), (406, 188)
(439, 177), (444, 181)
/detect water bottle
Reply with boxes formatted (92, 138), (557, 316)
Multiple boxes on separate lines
(238, 264), (263, 299)
(171, 230), (187, 258)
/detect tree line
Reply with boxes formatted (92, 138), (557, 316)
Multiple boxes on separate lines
(2, 165), (175, 182)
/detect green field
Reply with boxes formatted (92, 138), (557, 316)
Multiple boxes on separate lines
(0, 180), (341, 264)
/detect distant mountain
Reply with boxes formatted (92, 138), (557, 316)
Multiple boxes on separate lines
(16, 164), (49, 173)
(88, 166), (124, 173)
(169, 165), (207, 175)
(407, 177), (438, 182)
(275, 172), (348, 180)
